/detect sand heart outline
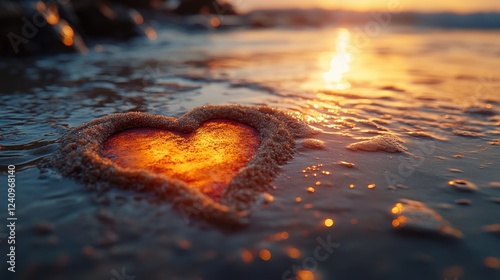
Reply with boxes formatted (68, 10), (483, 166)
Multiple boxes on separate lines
(53, 105), (312, 227)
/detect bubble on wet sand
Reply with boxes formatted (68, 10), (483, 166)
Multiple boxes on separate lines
(335, 161), (356, 168)
(448, 179), (478, 193)
(300, 139), (326, 149)
(489, 140), (500, 145)
(448, 168), (463, 173)
(347, 134), (407, 153)
(454, 199), (471, 205)
(390, 199), (463, 240)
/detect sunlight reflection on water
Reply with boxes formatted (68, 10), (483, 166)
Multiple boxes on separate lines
(323, 28), (352, 90)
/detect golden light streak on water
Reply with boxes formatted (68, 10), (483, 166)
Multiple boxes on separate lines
(322, 28), (352, 90)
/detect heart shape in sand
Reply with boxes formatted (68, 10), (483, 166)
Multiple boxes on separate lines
(102, 120), (260, 201)
(54, 105), (311, 227)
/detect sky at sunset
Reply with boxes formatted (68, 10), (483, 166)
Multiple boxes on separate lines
(234, 0), (500, 13)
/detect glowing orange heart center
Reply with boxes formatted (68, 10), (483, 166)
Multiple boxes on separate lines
(102, 120), (260, 201)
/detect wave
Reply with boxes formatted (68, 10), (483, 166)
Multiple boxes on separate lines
(243, 9), (500, 29)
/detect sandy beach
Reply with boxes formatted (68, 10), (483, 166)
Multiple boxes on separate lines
(1, 4), (500, 280)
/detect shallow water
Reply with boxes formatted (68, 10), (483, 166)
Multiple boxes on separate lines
(1, 25), (500, 280)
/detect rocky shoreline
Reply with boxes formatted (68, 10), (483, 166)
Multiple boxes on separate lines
(0, 0), (236, 56)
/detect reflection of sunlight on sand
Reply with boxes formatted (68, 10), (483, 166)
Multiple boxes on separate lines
(102, 120), (260, 201)
(322, 28), (352, 90)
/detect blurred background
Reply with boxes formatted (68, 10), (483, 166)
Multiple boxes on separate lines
(1, 0), (500, 56)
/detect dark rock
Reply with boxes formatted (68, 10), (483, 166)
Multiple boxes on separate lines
(0, 0), (234, 56)
(33, 221), (55, 235)
(0, 0), (87, 55)
(74, 2), (145, 39)
(110, 0), (164, 9)
(175, 0), (236, 16)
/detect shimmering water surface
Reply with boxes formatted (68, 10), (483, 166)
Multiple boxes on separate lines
(1, 24), (500, 280)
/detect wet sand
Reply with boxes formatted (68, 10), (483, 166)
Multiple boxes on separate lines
(0, 26), (499, 280)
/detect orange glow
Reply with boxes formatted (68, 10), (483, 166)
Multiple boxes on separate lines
(286, 247), (301, 259)
(295, 196), (302, 203)
(280, 231), (289, 240)
(241, 249), (253, 263)
(392, 216), (407, 228)
(392, 219), (400, 227)
(61, 25), (74, 37)
(391, 203), (404, 214)
(297, 270), (315, 280)
(178, 239), (191, 249)
(62, 37), (73, 47)
(210, 16), (221, 28)
(367, 184), (376, 189)
(307, 186), (315, 193)
(98, 3), (117, 19)
(259, 249), (272, 261)
(131, 10), (144, 25)
(36, 2), (46, 12)
(484, 257), (500, 269)
(46, 13), (59, 25)
(45, 5), (60, 25)
(61, 22), (75, 47)
(200, 6), (210, 14)
(304, 203), (314, 209)
(103, 120), (260, 201)
(323, 28), (352, 90)
(349, 184), (355, 189)
(145, 27), (157, 40)
(324, 218), (334, 227)
(269, 231), (289, 241)
(236, 0), (500, 13)
(315, 181), (321, 186)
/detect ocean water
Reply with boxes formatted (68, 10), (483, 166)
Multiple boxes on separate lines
(1, 22), (500, 280)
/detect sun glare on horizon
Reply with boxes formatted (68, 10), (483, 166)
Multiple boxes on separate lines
(235, 0), (500, 13)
